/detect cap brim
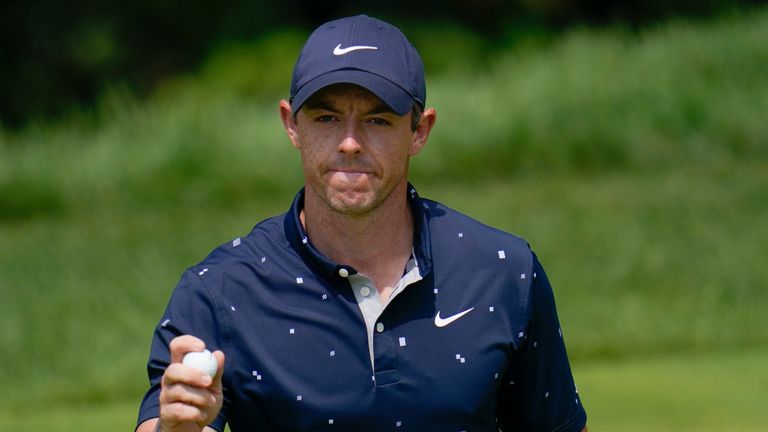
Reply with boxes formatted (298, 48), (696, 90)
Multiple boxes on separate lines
(291, 69), (415, 116)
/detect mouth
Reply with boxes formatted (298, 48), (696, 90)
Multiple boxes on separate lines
(330, 170), (369, 178)
(329, 166), (374, 175)
(327, 169), (375, 186)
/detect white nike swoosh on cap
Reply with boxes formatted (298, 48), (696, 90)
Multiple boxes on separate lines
(434, 307), (475, 328)
(333, 43), (378, 55)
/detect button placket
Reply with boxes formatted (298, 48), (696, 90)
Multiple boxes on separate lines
(372, 315), (400, 386)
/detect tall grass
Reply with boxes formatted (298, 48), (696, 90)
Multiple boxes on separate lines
(1, 6), (767, 413)
(2, 9), (767, 218)
(419, 11), (768, 180)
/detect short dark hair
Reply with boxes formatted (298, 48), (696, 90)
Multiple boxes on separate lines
(410, 103), (423, 132)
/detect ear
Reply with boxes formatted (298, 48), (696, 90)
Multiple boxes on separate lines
(409, 107), (437, 156)
(279, 99), (301, 149)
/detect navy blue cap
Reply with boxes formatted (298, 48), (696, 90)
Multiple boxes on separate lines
(289, 15), (426, 116)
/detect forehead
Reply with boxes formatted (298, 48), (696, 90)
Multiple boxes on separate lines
(301, 83), (394, 113)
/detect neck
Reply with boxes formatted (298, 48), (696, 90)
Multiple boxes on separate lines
(301, 183), (414, 278)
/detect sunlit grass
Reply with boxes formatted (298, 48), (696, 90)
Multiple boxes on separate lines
(577, 349), (768, 431)
(1, 349), (765, 431)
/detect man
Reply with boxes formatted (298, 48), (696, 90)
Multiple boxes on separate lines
(137, 15), (588, 432)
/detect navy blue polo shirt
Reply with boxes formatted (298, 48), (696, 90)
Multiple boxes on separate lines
(137, 186), (587, 431)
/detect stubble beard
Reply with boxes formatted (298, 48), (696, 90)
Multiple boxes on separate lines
(318, 184), (385, 218)
(310, 170), (407, 219)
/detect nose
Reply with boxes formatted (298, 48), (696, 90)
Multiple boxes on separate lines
(338, 123), (363, 155)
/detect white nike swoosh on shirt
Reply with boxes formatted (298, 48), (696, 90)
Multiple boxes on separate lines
(434, 307), (475, 328)
(333, 44), (378, 55)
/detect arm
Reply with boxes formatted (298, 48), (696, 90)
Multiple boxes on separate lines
(496, 251), (587, 431)
(136, 418), (219, 432)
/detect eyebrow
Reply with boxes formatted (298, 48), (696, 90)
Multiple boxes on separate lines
(302, 98), (396, 116)
(302, 100), (338, 113)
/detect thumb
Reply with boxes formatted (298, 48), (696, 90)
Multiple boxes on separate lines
(211, 350), (226, 389)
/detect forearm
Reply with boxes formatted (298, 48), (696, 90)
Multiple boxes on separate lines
(136, 418), (218, 432)
(135, 418), (156, 432)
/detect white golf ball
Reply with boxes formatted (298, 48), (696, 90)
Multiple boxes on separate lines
(182, 349), (218, 378)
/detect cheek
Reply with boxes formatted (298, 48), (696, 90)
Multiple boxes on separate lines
(295, 130), (324, 162)
(299, 146), (323, 174)
(378, 145), (411, 175)
(297, 126), (339, 155)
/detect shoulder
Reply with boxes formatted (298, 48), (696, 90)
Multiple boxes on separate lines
(165, 212), (295, 327)
(423, 197), (537, 305)
(423, 198), (532, 264)
(186, 213), (288, 281)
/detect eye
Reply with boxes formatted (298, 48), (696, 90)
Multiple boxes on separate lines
(367, 117), (391, 126)
(315, 115), (337, 123)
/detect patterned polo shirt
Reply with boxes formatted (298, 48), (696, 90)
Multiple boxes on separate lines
(137, 185), (587, 431)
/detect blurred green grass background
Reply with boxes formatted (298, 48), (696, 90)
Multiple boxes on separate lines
(1, 6), (767, 430)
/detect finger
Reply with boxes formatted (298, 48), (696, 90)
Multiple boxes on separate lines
(160, 401), (209, 425)
(161, 382), (217, 408)
(169, 335), (206, 364)
(163, 363), (213, 389)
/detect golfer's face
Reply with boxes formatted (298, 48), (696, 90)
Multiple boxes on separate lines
(293, 84), (421, 217)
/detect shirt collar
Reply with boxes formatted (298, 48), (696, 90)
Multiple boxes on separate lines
(284, 184), (433, 283)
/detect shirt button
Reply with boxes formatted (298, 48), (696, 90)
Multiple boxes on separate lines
(360, 286), (371, 297)
(376, 322), (385, 333)
(338, 268), (349, 278)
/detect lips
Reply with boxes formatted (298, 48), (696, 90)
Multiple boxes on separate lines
(328, 165), (375, 176)
(332, 168), (369, 174)
(334, 169), (371, 176)
(329, 170), (371, 181)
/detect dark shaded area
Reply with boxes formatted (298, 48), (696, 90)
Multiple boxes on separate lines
(1, 0), (764, 128)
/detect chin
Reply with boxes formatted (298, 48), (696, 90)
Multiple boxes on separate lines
(326, 191), (379, 216)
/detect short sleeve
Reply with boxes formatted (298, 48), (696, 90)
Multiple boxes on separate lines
(136, 269), (229, 432)
(496, 252), (587, 431)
